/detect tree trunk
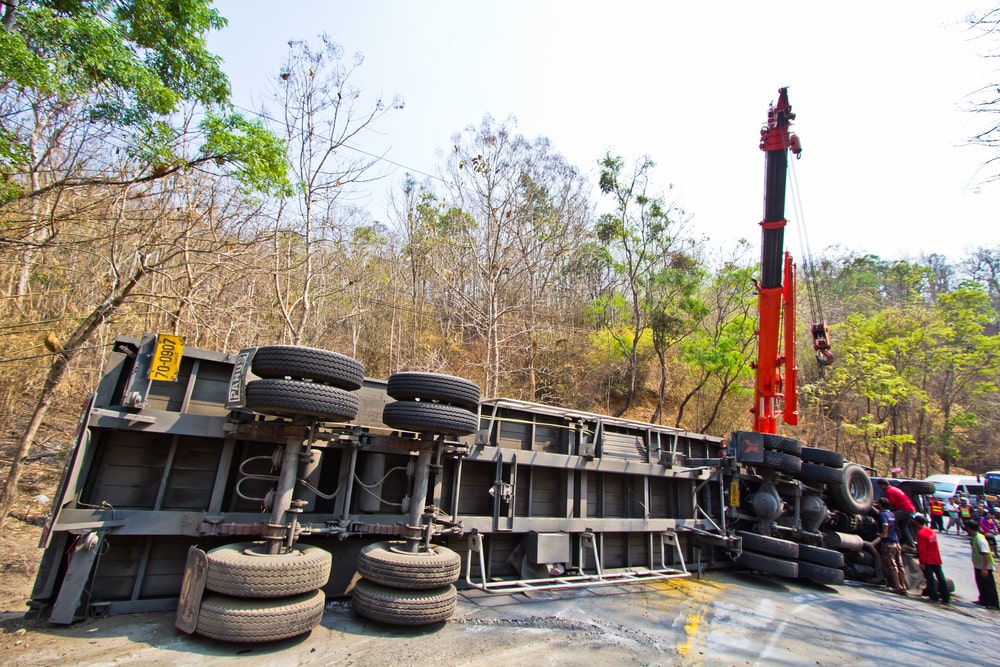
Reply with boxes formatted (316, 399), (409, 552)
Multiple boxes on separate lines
(0, 265), (148, 526)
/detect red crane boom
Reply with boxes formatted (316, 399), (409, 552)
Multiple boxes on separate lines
(752, 88), (801, 434)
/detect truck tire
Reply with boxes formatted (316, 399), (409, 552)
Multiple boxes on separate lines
(195, 590), (325, 643)
(845, 562), (876, 582)
(736, 531), (799, 559)
(251, 346), (364, 390)
(761, 434), (802, 456)
(799, 447), (844, 467)
(797, 561), (845, 585)
(357, 542), (461, 590)
(828, 463), (873, 514)
(736, 551), (798, 578)
(382, 400), (479, 436)
(898, 480), (936, 496)
(352, 579), (457, 626)
(861, 541), (884, 584)
(847, 549), (875, 566)
(797, 543), (845, 568)
(386, 372), (480, 411)
(246, 379), (359, 422)
(205, 542), (332, 598)
(799, 462), (845, 484)
(752, 450), (802, 475)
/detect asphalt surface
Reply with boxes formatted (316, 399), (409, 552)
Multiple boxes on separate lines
(1, 529), (997, 666)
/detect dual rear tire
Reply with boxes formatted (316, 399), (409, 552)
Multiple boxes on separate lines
(352, 541), (461, 626)
(194, 542), (332, 643)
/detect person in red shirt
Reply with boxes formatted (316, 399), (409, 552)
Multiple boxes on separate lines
(914, 514), (950, 604)
(877, 479), (916, 512)
(878, 479), (917, 545)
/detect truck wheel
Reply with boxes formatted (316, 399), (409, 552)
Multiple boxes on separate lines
(847, 549), (875, 566)
(797, 544), (845, 568)
(797, 560), (845, 585)
(752, 450), (802, 475)
(736, 551), (798, 578)
(357, 542), (461, 590)
(382, 401), (479, 436)
(246, 379), (359, 422)
(736, 531), (799, 559)
(799, 462), (844, 484)
(898, 480), (936, 496)
(761, 434), (802, 456)
(205, 542), (332, 598)
(861, 541), (883, 584)
(828, 463), (873, 514)
(251, 346), (364, 390)
(800, 447), (844, 467)
(195, 590), (325, 643)
(352, 579), (457, 626)
(386, 372), (480, 411)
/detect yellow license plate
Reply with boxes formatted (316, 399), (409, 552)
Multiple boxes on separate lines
(148, 334), (184, 382)
(729, 480), (740, 507)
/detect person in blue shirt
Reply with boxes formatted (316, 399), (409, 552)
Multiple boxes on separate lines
(872, 497), (907, 595)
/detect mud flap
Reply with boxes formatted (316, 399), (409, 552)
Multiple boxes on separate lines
(174, 546), (209, 635)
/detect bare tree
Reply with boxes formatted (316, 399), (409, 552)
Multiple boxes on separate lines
(266, 36), (402, 345)
(428, 116), (591, 397)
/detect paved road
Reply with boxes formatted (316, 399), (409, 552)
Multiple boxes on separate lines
(1, 531), (997, 667)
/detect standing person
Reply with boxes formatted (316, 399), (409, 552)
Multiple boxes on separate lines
(873, 497), (907, 595)
(913, 514), (950, 604)
(958, 496), (975, 524)
(928, 497), (945, 532)
(964, 519), (999, 609)
(981, 509), (1000, 558)
(945, 497), (962, 535)
(877, 479), (916, 545)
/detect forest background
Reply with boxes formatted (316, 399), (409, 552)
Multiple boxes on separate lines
(3, 1), (1000, 527)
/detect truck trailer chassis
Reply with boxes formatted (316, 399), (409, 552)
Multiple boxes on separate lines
(29, 335), (751, 635)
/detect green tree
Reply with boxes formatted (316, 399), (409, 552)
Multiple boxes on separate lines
(675, 246), (757, 433)
(0, 0), (289, 526)
(594, 153), (691, 416)
(926, 285), (1000, 471)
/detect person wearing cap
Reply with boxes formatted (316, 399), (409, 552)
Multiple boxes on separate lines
(913, 514), (950, 604)
(964, 519), (999, 609)
(872, 497), (907, 595)
(958, 496), (974, 523)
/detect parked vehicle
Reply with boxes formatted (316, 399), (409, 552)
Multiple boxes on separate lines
(984, 471), (1000, 502)
(925, 474), (985, 501)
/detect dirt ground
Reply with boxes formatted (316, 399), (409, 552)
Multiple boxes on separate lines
(0, 458), (60, 615)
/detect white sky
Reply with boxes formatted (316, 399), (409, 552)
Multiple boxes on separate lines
(206, 1), (1000, 262)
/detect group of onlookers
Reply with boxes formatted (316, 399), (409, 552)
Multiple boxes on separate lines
(872, 479), (998, 609)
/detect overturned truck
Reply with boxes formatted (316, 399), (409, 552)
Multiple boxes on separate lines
(28, 335), (875, 642)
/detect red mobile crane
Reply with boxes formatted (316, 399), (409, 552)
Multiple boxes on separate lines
(751, 88), (831, 434)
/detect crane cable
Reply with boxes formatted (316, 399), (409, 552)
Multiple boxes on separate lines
(787, 156), (831, 370)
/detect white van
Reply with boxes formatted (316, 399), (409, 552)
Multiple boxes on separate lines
(925, 474), (985, 501)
